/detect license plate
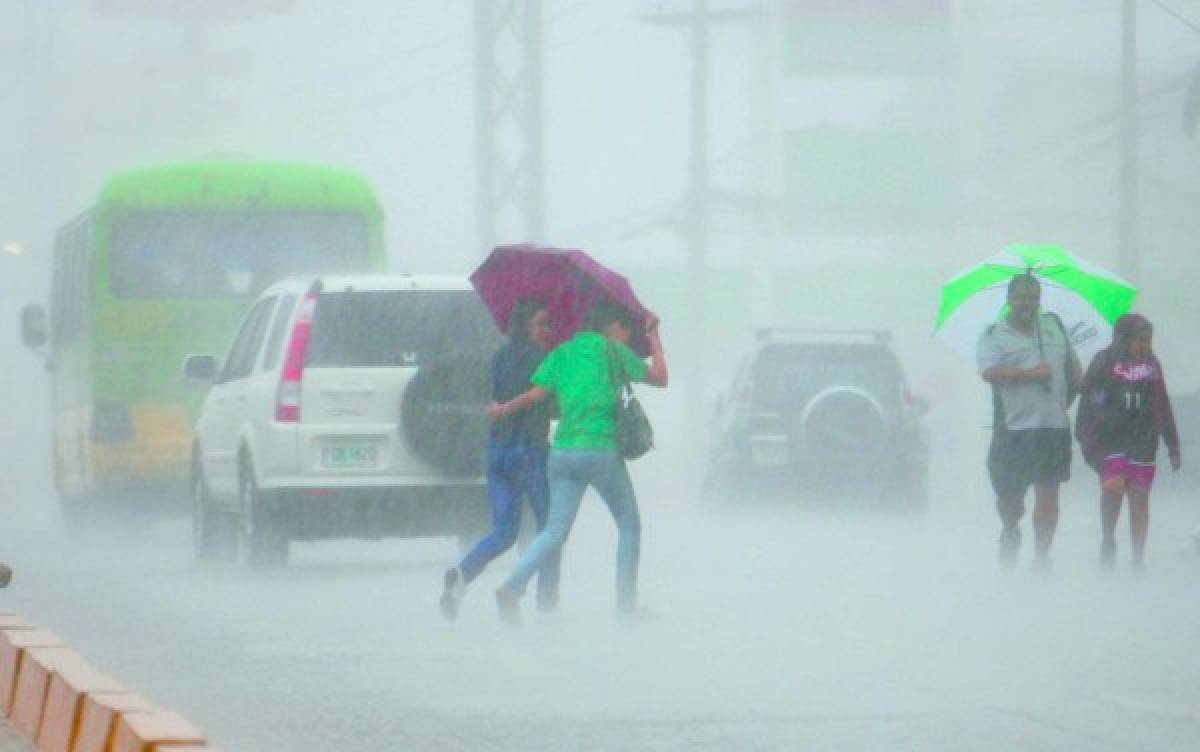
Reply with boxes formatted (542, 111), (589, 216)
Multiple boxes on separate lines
(321, 442), (379, 469)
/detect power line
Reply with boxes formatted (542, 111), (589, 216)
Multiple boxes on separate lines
(1150, 0), (1200, 36)
(956, 72), (1190, 179)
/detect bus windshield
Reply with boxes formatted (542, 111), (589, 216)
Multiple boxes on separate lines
(110, 210), (370, 298)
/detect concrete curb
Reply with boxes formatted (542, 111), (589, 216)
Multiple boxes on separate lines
(0, 610), (220, 752)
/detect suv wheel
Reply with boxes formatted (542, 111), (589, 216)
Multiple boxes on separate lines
(236, 461), (290, 568)
(193, 467), (234, 563)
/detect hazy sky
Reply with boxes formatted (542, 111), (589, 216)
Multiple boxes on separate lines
(3, 0), (1200, 504)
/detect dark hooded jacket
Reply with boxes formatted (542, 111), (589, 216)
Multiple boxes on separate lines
(1075, 313), (1180, 469)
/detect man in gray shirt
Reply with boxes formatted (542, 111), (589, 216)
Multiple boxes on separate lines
(978, 274), (1082, 569)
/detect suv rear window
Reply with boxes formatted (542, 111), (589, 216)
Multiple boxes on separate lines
(307, 290), (500, 367)
(753, 343), (902, 407)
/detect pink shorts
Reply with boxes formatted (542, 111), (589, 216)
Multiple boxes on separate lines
(1101, 454), (1157, 491)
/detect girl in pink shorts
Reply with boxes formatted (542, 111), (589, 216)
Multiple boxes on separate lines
(1077, 314), (1182, 569)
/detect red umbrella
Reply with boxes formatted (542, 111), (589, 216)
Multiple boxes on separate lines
(470, 244), (652, 356)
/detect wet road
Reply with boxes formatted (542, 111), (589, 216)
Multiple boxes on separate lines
(4, 486), (1200, 751)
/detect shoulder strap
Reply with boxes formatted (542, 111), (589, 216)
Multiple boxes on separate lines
(1046, 312), (1069, 341)
(606, 342), (630, 393)
(1046, 312), (1076, 372)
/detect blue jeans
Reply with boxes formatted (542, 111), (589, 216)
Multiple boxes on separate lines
(459, 442), (560, 606)
(504, 447), (641, 611)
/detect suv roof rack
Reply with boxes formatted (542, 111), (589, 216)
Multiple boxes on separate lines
(755, 328), (892, 344)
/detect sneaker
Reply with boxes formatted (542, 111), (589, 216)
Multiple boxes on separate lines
(0, 563), (10, 588)
(1100, 540), (1116, 570)
(1130, 557), (1146, 574)
(495, 586), (521, 626)
(1032, 552), (1053, 576)
(998, 526), (1020, 568)
(439, 567), (466, 622)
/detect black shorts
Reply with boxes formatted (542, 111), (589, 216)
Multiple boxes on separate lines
(987, 428), (1072, 498)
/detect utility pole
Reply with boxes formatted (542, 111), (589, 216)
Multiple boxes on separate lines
(749, 1), (779, 328)
(475, 0), (545, 252)
(1120, 0), (1139, 284)
(644, 2), (757, 437)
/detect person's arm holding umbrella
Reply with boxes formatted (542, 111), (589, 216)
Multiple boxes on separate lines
(641, 312), (668, 388)
(489, 310), (668, 420)
(979, 275), (1052, 385)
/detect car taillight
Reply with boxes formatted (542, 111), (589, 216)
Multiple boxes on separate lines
(276, 286), (319, 422)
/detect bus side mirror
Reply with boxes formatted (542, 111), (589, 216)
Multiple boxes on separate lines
(20, 305), (47, 349)
(184, 354), (219, 382)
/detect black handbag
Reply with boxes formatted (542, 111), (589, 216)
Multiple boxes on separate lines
(607, 345), (654, 460)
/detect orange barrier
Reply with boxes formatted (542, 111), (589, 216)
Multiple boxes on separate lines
(37, 657), (124, 752)
(111, 711), (205, 752)
(0, 613), (214, 751)
(1, 629), (62, 714)
(10, 646), (82, 739)
(75, 693), (157, 752)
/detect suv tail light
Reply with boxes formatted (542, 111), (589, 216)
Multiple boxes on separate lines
(276, 284), (320, 422)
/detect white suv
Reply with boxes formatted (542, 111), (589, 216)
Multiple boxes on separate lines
(185, 275), (501, 566)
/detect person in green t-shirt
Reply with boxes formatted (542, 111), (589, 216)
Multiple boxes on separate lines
(487, 299), (668, 623)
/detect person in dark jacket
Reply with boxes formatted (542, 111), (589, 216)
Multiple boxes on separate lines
(1076, 313), (1182, 570)
(439, 298), (560, 620)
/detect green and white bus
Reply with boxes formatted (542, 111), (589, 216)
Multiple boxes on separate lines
(21, 160), (387, 517)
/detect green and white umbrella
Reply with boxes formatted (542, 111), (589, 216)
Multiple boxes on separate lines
(934, 244), (1137, 363)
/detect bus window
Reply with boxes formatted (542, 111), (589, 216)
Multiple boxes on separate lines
(110, 211), (369, 298)
(52, 222), (90, 346)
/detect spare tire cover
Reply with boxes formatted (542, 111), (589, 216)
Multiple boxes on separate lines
(796, 386), (887, 460)
(401, 351), (493, 476)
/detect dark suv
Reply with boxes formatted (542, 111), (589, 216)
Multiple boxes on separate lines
(703, 329), (929, 511)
